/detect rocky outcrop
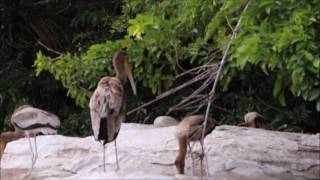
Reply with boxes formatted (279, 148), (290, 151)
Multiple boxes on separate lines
(1, 124), (319, 179)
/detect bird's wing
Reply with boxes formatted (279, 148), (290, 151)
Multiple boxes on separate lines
(255, 116), (270, 129)
(11, 106), (60, 130)
(187, 115), (216, 140)
(89, 77), (124, 141)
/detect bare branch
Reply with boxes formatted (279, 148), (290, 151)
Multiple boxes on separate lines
(38, 40), (63, 56)
(200, 0), (251, 177)
(225, 16), (234, 32)
(171, 42), (186, 72)
(126, 69), (211, 115)
(175, 64), (217, 79)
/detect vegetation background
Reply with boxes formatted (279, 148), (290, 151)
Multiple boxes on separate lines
(1, 0), (319, 136)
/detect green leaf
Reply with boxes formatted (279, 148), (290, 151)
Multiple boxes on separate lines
(308, 89), (320, 101)
(278, 91), (286, 106)
(273, 76), (283, 97)
(303, 51), (313, 61)
(313, 58), (320, 69)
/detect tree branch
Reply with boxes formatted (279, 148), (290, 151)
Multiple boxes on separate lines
(200, 0), (251, 176)
(38, 40), (63, 56)
(126, 69), (211, 115)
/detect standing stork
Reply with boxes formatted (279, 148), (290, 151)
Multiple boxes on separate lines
(89, 50), (136, 172)
(0, 105), (60, 170)
(174, 115), (216, 175)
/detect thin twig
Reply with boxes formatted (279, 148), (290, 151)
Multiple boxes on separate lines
(175, 50), (219, 78)
(212, 104), (233, 114)
(56, 3), (72, 15)
(188, 103), (206, 115)
(175, 64), (217, 79)
(167, 72), (213, 113)
(200, 0), (251, 177)
(168, 69), (217, 114)
(38, 40), (63, 56)
(175, 95), (208, 110)
(225, 16), (234, 32)
(126, 70), (210, 115)
(171, 42), (186, 72)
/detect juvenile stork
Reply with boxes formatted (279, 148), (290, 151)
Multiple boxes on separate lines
(238, 112), (269, 129)
(89, 50), (136, 172)
(175, 115), (216, 175)
(0, 105), (60, 170)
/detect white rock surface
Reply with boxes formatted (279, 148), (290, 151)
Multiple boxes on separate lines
(1, 124), (319, 179)
(153, 116), (178, 127)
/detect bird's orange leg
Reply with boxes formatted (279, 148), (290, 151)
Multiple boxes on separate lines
(114, 139), (119, 171)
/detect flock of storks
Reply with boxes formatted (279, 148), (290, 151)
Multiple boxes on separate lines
(0, 50), (268, 175)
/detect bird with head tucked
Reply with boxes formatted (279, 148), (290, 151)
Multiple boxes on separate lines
(0, 105), (60, 170)
(238, 112), (269, 129)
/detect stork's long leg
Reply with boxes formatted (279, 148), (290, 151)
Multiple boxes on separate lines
(33, 136), (38, 168)
(102, 143), (106, 172)
(205, 151), (210, 176)
(199, 140), (210, 176)
(188, 142), (195, 175)
(114, 139), (119, 171)
(200, 140), (209, 177)
(27, 135), (35, 170)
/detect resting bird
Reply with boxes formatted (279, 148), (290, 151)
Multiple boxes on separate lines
(89, 50), (136, 172)
(238, 112), (269, 129)
(0, 105), (60, 170)
(174, 115), (216, 175)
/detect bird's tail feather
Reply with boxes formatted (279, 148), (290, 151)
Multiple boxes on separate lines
(98, 117), (108, 142)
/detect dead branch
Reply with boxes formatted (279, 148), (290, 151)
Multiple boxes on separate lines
(175, 64), (216, 79)
(167, 69), (217, 114)
(200, 1), (251, 177)
(126, 1), (249, 120)
(126, 68), (212, 115)
(171, 42), (186, 72)
(38, 40), (63, 56)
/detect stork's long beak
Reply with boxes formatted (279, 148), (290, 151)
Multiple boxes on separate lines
(124, 60), (137, 95)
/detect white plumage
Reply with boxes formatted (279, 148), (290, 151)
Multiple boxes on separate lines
(11, 105), (60, 136)
(10, 105), (61, 169)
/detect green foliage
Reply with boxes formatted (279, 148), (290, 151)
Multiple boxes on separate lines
(31, 0), (320, 133)
(35, 0), (320, 108)
(0, 0), (74, 131)
(222, 0), (320, 109)
(0, 0), (123, 135)
(34, 0), (218, 107)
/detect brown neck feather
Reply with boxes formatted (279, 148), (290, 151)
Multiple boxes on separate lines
(115, 67), (126, 83)
(0, 131), (23, 161)
(113, 51), (128, 83)
(1, 131), (23, 143)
